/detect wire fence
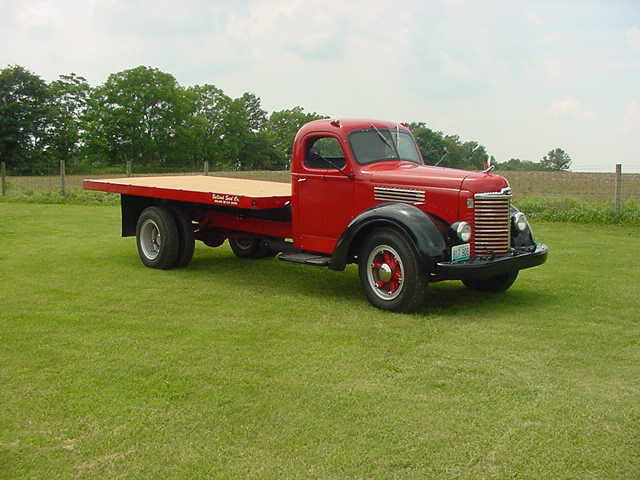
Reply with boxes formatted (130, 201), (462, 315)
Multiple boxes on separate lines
(500, 169), (639, 203)
(1, 161), (638, 205)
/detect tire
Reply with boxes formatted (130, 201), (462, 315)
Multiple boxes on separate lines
(169, 206), (195, 268)
(228, 237), (273, 259)
(462, 271), (519, 292)
(136, 206), (180, 269)
(358, 228), (426, 313)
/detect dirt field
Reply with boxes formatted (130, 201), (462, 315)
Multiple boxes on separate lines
(4, 170), (639, 202)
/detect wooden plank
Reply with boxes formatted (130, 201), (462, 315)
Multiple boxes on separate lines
(83, 175), (292, 210)
(87, 175), (290, 197)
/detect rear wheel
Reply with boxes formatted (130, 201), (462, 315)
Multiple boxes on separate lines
(169, 206), (195, 268)
(136, 206), (179, 269)
(462, 271), (518, 292)
(228, 237), (274, 259)
(358, 229), (425, 313)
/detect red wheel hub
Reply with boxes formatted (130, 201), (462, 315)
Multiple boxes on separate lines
(372, 250), (403, 293)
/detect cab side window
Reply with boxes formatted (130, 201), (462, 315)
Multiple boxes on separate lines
(305, 136), (346, 170)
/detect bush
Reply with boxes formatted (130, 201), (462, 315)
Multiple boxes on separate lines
(516, 196), (640, 226)
(0, 189), (119, 206)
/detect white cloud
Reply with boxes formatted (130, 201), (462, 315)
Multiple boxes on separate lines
(617, 100), (639, 136)
(627, 26), (640, 50)
(527, 12), (543, 26)
(548, 97), (595, 121)
(2, 0), (640, 171)
(440, 52), (470, 76)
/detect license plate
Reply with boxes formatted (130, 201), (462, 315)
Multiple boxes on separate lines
(451, 243), (470, 262)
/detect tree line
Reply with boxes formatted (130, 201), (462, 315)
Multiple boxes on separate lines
(0, 64), (570, 175)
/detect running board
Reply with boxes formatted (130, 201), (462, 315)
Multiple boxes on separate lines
(278, 252), (331, 267)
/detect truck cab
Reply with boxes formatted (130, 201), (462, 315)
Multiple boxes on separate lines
(84, 118), (548, 313)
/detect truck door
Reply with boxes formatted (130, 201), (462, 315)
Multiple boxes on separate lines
(292, 134), (355, 254)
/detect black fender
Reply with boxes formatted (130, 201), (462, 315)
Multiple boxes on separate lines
(510, 204), (536, 248)
(329, 203), (447, 272)
(121, 194), (156, 237)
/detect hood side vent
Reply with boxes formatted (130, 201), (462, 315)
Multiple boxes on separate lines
(374, 186), (425, 204)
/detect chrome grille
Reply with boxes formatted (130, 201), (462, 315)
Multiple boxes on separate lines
(474, 193), (511, 254)
(374, 186), (425, 204)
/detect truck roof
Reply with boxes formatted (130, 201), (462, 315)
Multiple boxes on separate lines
(83, 175), (291, 210)
(295, 118), (411, 139)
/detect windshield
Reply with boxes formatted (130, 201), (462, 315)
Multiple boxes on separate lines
(349, 128), (422, 165)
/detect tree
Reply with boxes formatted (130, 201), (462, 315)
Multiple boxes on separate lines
(0, 65), (49, 172)
(407, 122), (446, 165)
(185, 84), (236, 169)
(47, 73), (91, 168)
(407, 122), (486, 170)
(265, 107), (326, 167)
(83, 66), (190, 168)
(237, 131), (281, 170)
(443, 137), (487, 170)
(495, 158), (542, 171)
(540, 148), (571, 171)
(236, 92), (267, 132)
(233, 92), (283, 170)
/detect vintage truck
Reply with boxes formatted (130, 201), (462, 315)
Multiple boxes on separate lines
(84, 118), (548, 313)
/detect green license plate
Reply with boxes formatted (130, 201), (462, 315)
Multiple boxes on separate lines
(451, 243), (470, 262)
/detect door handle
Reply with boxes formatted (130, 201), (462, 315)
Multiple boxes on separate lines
(297, 178), (307, 182)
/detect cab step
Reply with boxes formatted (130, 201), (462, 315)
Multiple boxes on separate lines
(278, 252), (331, 267)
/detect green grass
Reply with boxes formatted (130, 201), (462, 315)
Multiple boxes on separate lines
(1, 204), (638, 479)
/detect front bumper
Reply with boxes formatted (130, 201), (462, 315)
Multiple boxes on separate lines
(435, 243), (548, 281)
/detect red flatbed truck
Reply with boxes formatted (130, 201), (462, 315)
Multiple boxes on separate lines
(84, 118), (548, 313)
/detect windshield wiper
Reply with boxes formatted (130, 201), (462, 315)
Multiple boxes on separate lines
(434, 147), (448, 166)
(370, 124), (399, 158)
(312, 151), (354, 180)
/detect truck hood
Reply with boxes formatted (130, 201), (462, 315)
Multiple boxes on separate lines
(360, 161), (509, 193)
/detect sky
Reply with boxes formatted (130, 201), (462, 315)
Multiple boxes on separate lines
(1, 0), (639, 172)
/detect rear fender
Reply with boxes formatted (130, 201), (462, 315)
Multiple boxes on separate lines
(121, 194), (156, 237)
(329, 203), (447, 271)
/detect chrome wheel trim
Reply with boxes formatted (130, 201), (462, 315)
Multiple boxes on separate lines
(140, 219), (161, 260)
(366, 244), (405, 301)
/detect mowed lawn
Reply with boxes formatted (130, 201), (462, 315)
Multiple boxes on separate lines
(1, 203), (638, 479)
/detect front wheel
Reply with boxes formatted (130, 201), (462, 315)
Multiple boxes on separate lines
(358, 229), (426, 313)
(462, 271), (518, 292)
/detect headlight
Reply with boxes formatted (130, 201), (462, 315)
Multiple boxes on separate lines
(514, 212), (528, 232)
(452, 221), (472, 242)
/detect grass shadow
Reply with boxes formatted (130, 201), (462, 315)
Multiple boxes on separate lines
(420, 282), (557, 318)
(183, 248), (555, 318)
(187, 251), (362, 302)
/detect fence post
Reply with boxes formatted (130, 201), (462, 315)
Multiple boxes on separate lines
(60, 159), (66, 196)
(126, 160), (132, 177)
(1, 161), (6, 196)
(203, 160), (209, 176)
(614, 163), (622, 216)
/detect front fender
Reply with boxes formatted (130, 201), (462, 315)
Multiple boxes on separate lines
(510, 204), (536, 248)
(329, 203), (447, 271)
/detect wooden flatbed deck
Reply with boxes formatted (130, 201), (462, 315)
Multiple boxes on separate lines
(83, 175), (292, 210)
